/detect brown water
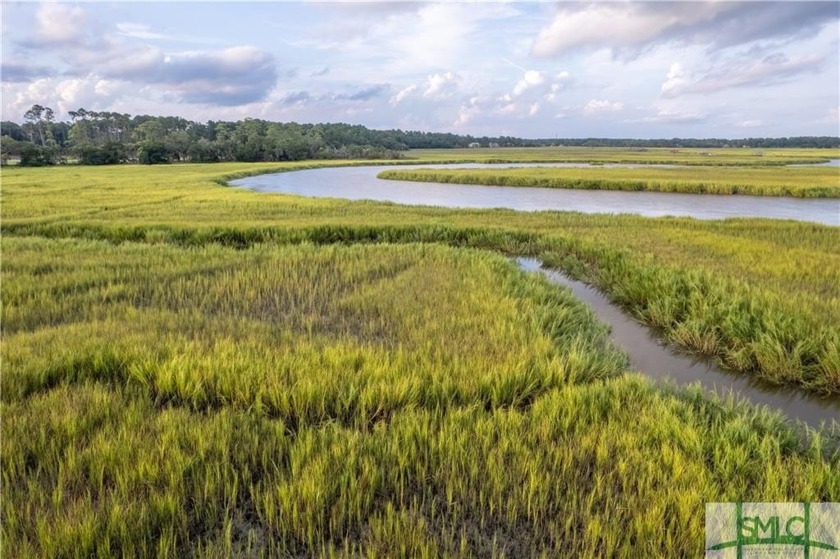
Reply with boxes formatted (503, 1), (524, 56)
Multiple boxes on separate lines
(516, 257), (840, 430)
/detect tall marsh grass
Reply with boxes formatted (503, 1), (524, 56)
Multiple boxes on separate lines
(2, 163), (838, 392)
(405, 146), (840, 166)
(3, 239), (838, 557)
(378, 165), (840, 197)
(2, 159), (839, 556)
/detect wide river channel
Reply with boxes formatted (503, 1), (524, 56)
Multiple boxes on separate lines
(232, 163), (840, 429)
(232, 162), (840, 226)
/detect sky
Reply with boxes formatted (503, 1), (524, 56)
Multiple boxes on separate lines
(1, 1), (838, 139)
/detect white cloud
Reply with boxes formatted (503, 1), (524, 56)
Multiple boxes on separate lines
(5, 75), (129, 118)
(735, 120), (763, 128)
(312, 2), (519, 78)
(662, 53), (824, 98)
(545, 81), (568, 103)
(501, 68), (569, 105)
(531, 4), (716, 58)
(11, 78), (55, 112)
(530, 3), (839, 59)
(512, 70), (545, 97)
(584, 99), (624, 115)
(94, 79), (123, 97)
(55, 78), (89, 106)
(2, 1), (836, 138)
(98, 45), (165, 78)
(394, 4), (478, 70)
(100, 45), (278, 106)
(454, 96), (483, 127)
(423, 72), (459, 99)
(660, 63), (688, 96)
(14, 3), (278, 109)
(35, 3), (87, 45)
(497, 102), (517, 115)
(389, 84), (416, 106)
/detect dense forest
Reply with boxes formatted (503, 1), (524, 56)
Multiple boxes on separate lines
(1, 104), (837, 166)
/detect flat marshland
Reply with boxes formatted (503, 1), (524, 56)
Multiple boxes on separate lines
(406, 146), (840, 166)
(2, 150), (839, 557)
(380, 164), (840, 197)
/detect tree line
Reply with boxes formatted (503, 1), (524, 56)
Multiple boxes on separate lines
(0, 104), (535, 166)
(1, 104), (837, 166)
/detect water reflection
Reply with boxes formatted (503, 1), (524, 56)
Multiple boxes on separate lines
(232, 163), (839, 225)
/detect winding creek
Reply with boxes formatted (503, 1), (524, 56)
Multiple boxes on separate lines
(232, 163), (840, 428)
(517, 258), (840, 430)
(232, 162), (840, 225)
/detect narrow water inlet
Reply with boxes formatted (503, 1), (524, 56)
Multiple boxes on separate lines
(516, 257), (840, 430)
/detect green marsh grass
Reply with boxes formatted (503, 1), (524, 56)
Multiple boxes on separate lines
(3, 238), (838, 557)
(3, 163), (838, 393)
(378, 165), (840, 197)
(406, 146), (840, 166)
(2, 158), (840, 556)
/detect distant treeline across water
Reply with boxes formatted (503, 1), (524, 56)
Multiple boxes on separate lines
(2, 104), (837, 166)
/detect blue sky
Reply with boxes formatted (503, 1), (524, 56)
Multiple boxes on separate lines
(2, 1), (838, 138)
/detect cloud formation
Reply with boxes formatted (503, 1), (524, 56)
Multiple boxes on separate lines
(584, 99), (624, 115)
(661, 53), (824, 98)
(512, 70), (545, 97)
(280, 91), (311, 106)
(333, 85), (388, 102)
(6, 75), (129, 117)
(390, 84), (417, 106)
(1, 62), (55, 83)
(34, 3), (88, 46)
(1, 2), (836, 137)
(14, 4), (279, 108)
(113, 46), (278, 106)
(531, 2), (839, 58)
(424, 72), (459, 99)
(660, 63), (688, 97)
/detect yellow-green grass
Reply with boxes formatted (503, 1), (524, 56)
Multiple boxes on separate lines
(379, 165), (840, 197)
(3, 237), (838, 557)
(3, 239), (625, 409)
(407, 146), (840, 166)
(2, 163), (839, 392)
(3, 160), (840, 556)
